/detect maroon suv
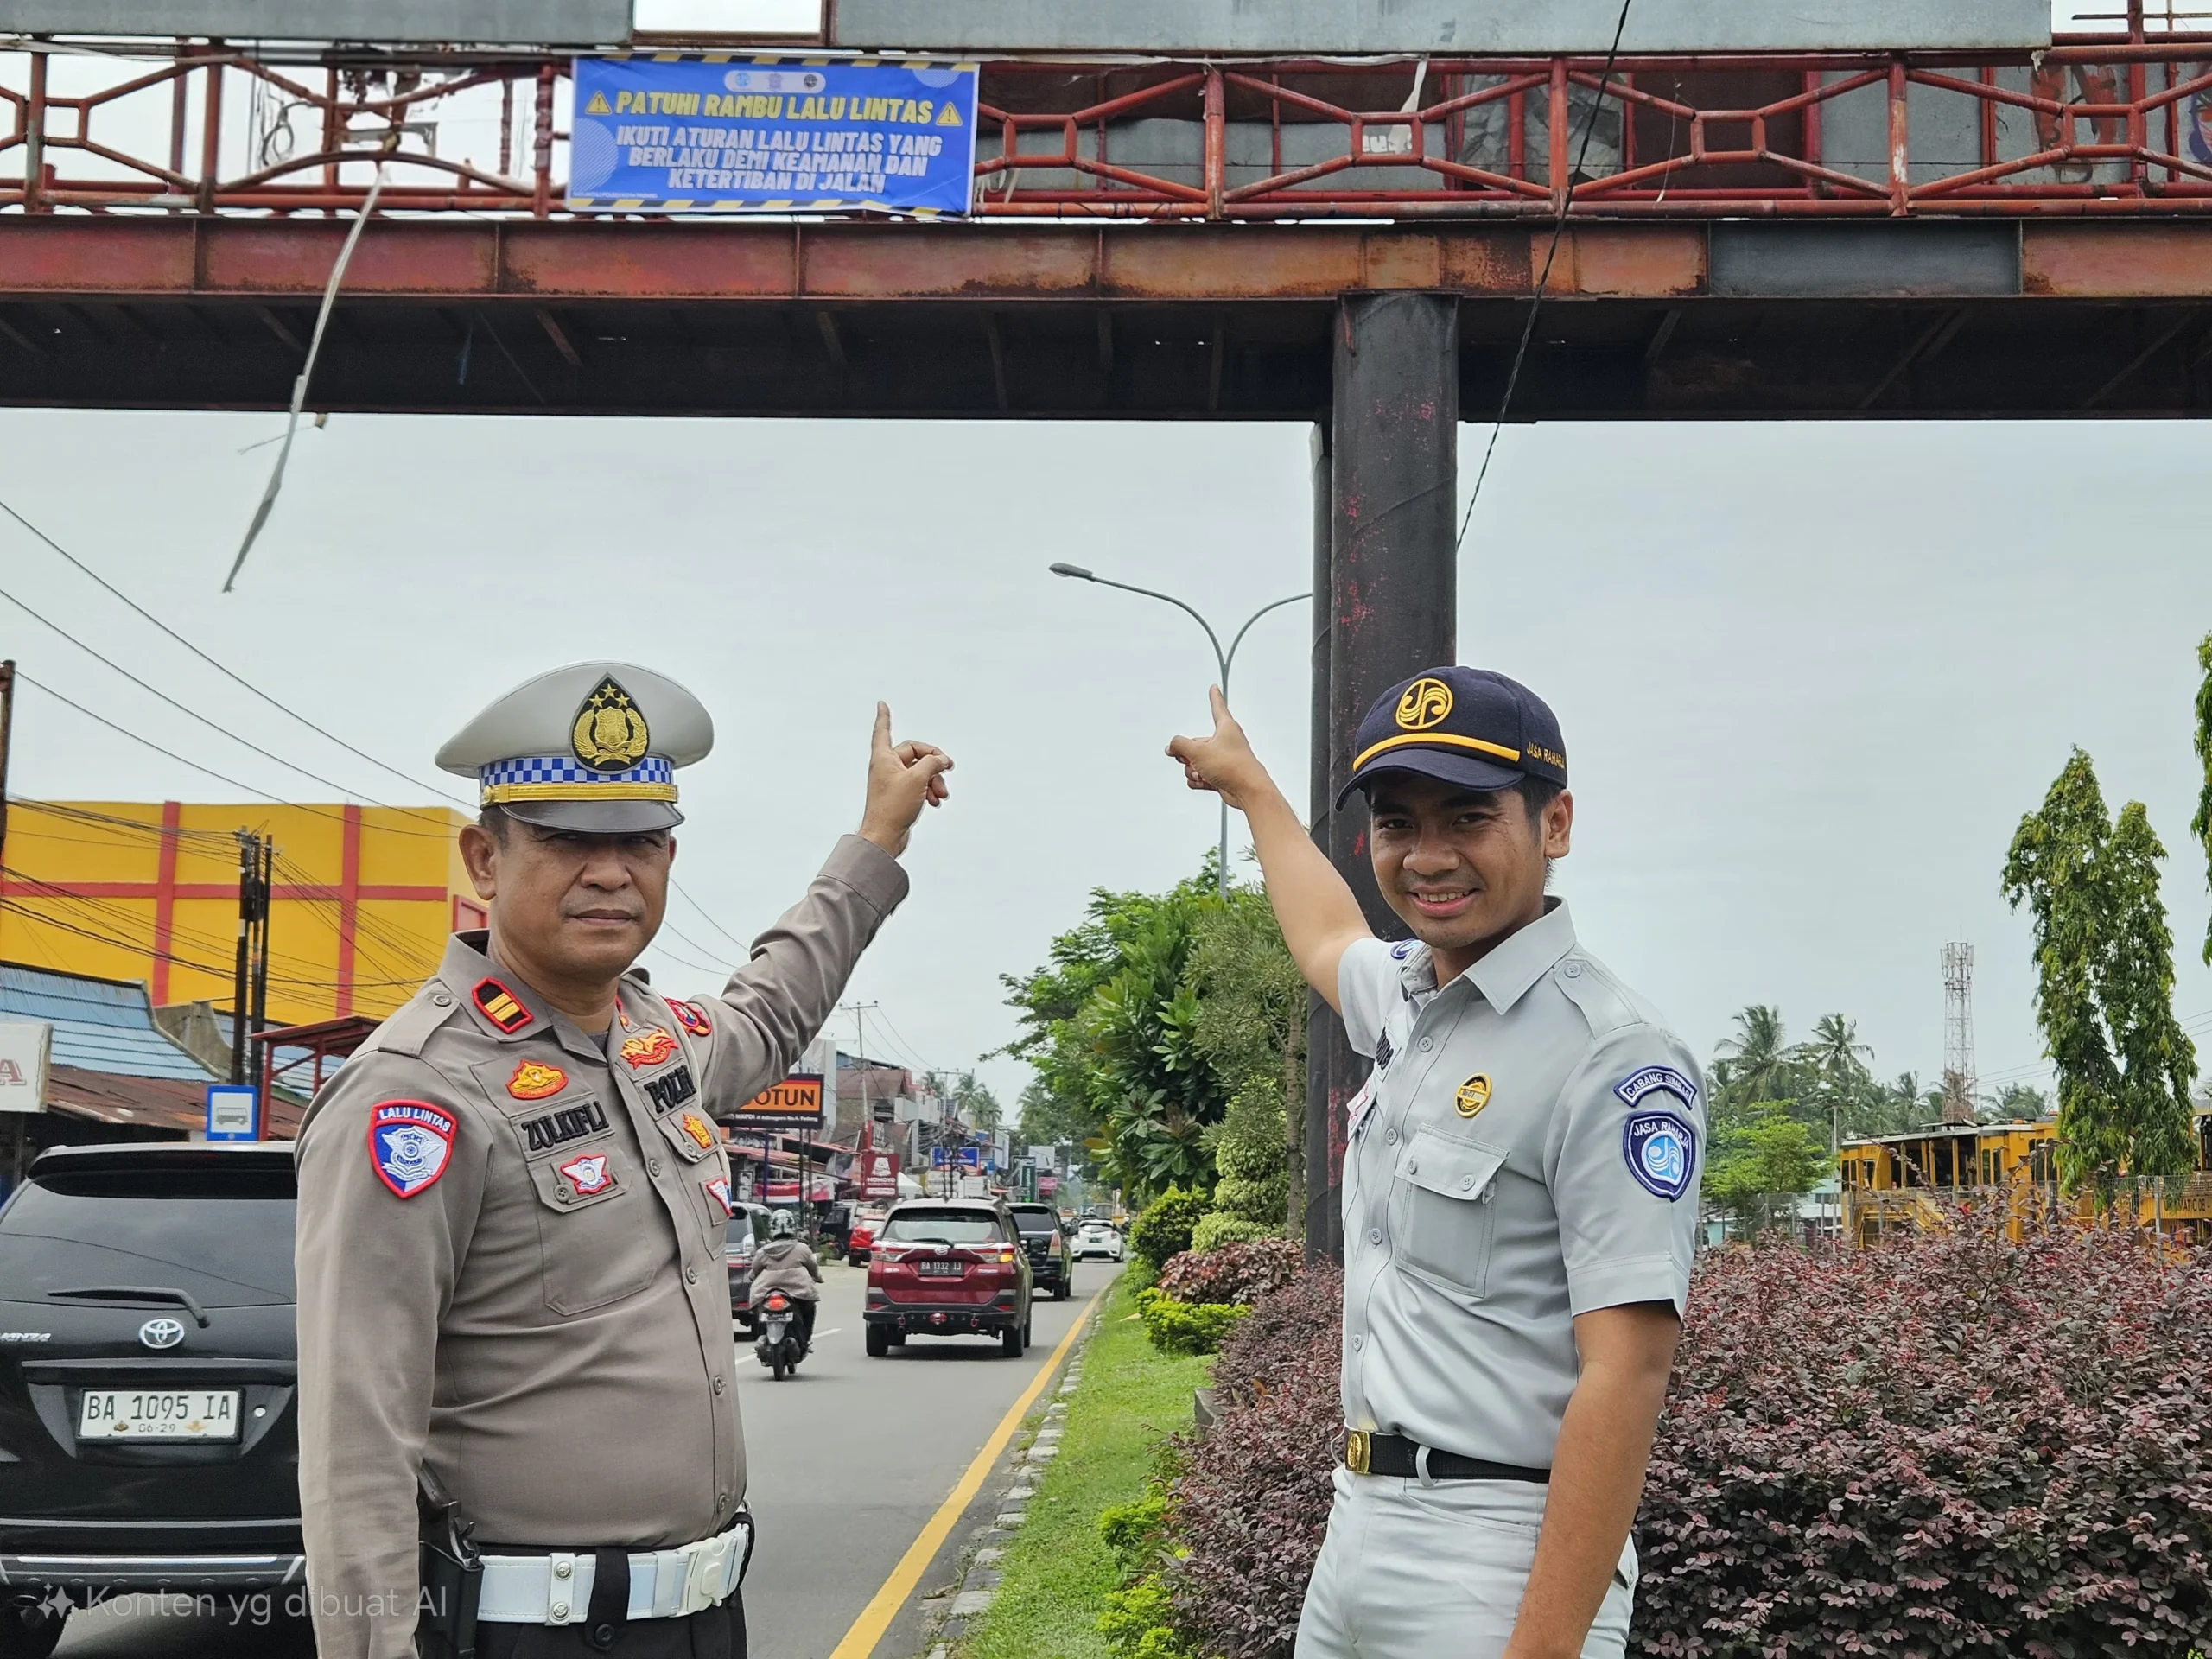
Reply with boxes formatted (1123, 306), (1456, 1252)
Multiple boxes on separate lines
(863, 1198), (1033, 1357)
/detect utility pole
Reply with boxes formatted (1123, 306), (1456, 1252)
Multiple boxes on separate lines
(229, 830), (271, 1131)
(247, 836), (273, 1131)
(230, 834), (253, 1087)
(0, 660), (18, 1184)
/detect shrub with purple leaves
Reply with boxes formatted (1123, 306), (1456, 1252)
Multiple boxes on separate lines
(1160, 1264), (1343, 1659)
(1635, 1221), (2212, 1656)
(1154, 1237), (1306, 1307)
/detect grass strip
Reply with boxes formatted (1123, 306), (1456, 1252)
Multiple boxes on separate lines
(958, 1274), (1211, 1659)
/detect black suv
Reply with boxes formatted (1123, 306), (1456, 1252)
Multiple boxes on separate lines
(0, 1143), (302, 1658)
(1008, 1203), (1073, 1301)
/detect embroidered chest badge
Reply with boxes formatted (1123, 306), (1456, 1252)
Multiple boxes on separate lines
(704, 1176), (735, 1217)
(472, 977), (532, 1034)
(506, 1060), (567, 1101)
(667, 998), (712, 1038)
(367, 1101), (456, 1199)
(620, 1027), (679, 1070)
(677, 1110), (716, 1151)
(1623, 1113), (1697, 1201)
(1455, 1073), (1492, 1118)
(558, 1152), (616, 1197)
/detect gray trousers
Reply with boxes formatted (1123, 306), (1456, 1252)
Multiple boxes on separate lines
(1294, 1468), (1635, 1658)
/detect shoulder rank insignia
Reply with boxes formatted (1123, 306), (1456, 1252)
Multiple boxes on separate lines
(572, 675), (651, 774)
(472, 977), (532, 1034)
(1613, 1065), (1699, 1112)
(1623, 1112), (1697, 1201)
(704, 1176), (736, 1218)
(1455, 1073), (1491, 1118)
(620, 1027), (679, 1071)
(668, 998), (712, 1039)
(367, 1101), (456, 1199)
(506, 1060), (567, 1101)
(557, 1151), (616, 1198)
(678, 1110), (716, 1151)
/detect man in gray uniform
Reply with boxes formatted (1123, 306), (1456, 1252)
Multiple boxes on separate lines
(1168, 666), (1700, 1658)
(295, 662), (950, 1659)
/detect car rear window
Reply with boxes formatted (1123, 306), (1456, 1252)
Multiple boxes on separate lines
(1010, 1209), (1058, 1234)
(882, 1209), (1002, 1243)
(0, 1166), (296, 1308)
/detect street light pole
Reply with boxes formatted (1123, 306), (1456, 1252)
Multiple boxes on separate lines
(1050, 563), (1308, 899)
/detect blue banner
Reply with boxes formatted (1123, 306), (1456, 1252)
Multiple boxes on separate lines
(569, 56), (979, 216)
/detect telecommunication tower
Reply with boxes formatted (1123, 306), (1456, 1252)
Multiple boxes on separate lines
(1940, 941), (1977, 1126)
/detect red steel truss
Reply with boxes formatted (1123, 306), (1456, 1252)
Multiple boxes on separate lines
(8, 34), (2212, 221)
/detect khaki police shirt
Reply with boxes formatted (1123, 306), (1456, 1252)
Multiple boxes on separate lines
(1336, 899), (1703, 1470)
(294, 835), (906, 1659)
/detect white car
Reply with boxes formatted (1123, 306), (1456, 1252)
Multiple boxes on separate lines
(1072, 1219), (1124, 1262)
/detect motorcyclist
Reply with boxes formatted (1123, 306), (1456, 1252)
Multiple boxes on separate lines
(750, 1210), (823, 1349)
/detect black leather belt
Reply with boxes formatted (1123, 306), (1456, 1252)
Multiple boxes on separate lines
(1343, 1429), (1549, 1484)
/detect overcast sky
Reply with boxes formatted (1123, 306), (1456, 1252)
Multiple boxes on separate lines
(3, 409), (2210, 1114)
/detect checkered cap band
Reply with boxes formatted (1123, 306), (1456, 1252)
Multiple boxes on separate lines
(479, 753), (676, 804)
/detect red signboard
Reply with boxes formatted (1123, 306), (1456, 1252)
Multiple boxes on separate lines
(859, 1149), (899, 1200)
(765, 1177), (836, 1203)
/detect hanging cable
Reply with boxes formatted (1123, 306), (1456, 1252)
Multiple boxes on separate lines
(0, 493), (469, 808)
(225, 150), (391, 593)
(1454, 0), (1636, 552)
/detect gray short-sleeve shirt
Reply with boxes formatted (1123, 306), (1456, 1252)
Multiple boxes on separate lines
(1336, 899), (1703, 1469)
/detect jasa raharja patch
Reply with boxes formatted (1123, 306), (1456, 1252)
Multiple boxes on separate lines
(571, 675), (651, 773)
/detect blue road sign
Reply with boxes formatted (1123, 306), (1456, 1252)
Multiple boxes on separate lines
(205, 1084), (257, 1142)
(569, 55), (980, 216)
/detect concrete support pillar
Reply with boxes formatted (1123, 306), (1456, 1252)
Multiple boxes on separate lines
(1304, 291), (1459, 1262)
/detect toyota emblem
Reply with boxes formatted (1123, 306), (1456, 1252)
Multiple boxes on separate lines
(932, 1244), (948, 1257)
(137, 1318), (185, 1351)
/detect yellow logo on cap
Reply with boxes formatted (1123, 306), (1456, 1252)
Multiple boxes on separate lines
(571, 676), (651, 774)
(1455, 1073), (1491, 1118)
(1395, 677), (1453, 732)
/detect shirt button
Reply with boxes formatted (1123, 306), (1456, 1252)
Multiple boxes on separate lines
(714, 1374), (727, 1395)
(430, 992), (453, 1007)
(1351, 1334), (1364, 1351)
(1368, 1228), (1382, 1245)
(1418, 1037), (1433, 1052)
(1564, 962), (1583, 979)
(649, 1160), (664, 1178)
(685, 1266), (698, 1285)
(1461, 1175), (1476, 1191)
(1384, 1128), (1398, 1145)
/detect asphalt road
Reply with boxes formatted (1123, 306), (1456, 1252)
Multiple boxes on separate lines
(56, 1256), (1114, 1659)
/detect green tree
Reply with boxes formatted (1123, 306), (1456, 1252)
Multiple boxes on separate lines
(2193, 631), (2212, 965)
(1183, 893), (1306, 1244)
(1703, 1101), (1827, 1238)
(1713, 1006), (1800, 1114)
(2001, 748), (2199, 1204)
(925, 1070), (1001, 1133)
(1988, 1080), (2054, 1122)
(1791, 1012), (1874, 1152)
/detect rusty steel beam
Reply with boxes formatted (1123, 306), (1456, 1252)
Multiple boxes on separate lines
(5, 217), (2212, 307)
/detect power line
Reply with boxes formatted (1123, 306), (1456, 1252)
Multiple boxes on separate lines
(13, 672), (454, 840)
(671, 876), (752, 956)
(0, 493), (471, 810)
(1454, 0), (1636, 550)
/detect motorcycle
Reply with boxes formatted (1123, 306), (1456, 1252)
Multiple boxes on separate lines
(753, 1289), (809, 1380)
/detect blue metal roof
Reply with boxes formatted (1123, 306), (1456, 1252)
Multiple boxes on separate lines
(0, 963), (219, 1083)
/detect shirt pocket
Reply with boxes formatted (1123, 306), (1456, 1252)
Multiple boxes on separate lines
(1393, 1128), (1508, 1299)
(525, 1141), (661, 1315)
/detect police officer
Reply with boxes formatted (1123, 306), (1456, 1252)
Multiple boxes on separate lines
(295, 662), (950, 1659)
(1168, 667), (1701, 1659)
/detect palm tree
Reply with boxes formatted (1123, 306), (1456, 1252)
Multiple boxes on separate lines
(1794, 1013), (1874, 1151)
(1713, 1006), (1796, 1113)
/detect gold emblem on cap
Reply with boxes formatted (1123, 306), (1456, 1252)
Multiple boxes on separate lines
(1455, 1073), (1491, 1118)
(571, 676), (651, 774)
(1395, 677), (1453, 732)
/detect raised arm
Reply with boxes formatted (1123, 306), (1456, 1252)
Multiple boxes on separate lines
(1167, 687), (1371, 1013)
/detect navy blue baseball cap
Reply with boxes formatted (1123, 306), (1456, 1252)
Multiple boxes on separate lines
(1337, 666), (1568, 808)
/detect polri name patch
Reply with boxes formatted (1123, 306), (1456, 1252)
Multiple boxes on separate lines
(1613, 1064), (1698, 1112)
(368, 1101), (456, 1199)
(1623, 1112), (1696, 1201)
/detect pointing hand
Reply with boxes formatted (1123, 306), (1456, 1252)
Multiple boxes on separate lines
(860, 703), (953, 858)
(1166, 687), (1265, 812)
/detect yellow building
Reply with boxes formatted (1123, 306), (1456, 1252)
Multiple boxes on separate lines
(1839, 1110), (2212, 1246)
(0, 799), (478, 1025)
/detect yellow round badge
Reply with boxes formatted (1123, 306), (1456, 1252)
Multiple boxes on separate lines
(1395, 677), (1454, 732)
(1454, 1074), (1491, 1118)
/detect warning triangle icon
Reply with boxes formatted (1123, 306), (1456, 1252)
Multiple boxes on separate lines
(935, 100), (963, 127)
(586, 90), (612, 115)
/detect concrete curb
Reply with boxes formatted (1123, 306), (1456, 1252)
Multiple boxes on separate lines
(913, 1301), (1105, 1659)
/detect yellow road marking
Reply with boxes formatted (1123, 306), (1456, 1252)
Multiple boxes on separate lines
(825, 1287), (1107, 1659)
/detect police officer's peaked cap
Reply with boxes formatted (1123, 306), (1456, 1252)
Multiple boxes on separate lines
(436, 662), (714, 834)
(1338, 665), (1567, 809)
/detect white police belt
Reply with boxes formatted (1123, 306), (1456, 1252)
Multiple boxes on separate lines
(474, 1516), (749, 1624)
